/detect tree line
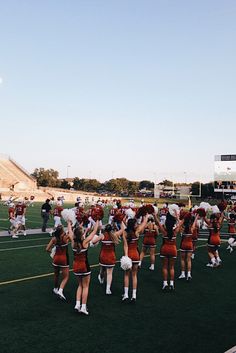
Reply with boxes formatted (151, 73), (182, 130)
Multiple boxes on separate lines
(31, 168), (215, 197)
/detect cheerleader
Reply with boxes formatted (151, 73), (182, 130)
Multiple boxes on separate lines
(156, 212), (184, 290)
(70, 221), (100, 315)
(98, 223), (124, 294)
(226, 213), (236, 253)
(122, 215), (149, 302)
(46, 222), (73, 300)
(178, 214), (199, 280)
(204, 213), (224, 267)
(50, 201), (64, 235)
(191, 216), (200, 259)
(139, 215), (159, 270)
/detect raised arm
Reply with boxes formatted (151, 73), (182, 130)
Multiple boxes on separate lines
(122, 230), (128, 257)
(136, 214), (149, 235)
(190, 214), (199, 233)
(46, 238), (55, 252)
(83, 221), (99, 246)
(66, 221), (74, 242)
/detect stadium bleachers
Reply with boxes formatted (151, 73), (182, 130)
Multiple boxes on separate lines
(0, 154), (36, 191)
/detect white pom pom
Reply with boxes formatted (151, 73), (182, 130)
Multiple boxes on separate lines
(61, 209), (77, 226)
(199, 202), (211, 212)
(120, 256), (132, 270)
(168, 204), (180, 218)
(228, 237), (235, 246)
(125, 208), (135, 219)
(68, 209), (76, 225)
(153, 206), (158, 214)
(61, 209), (70, 221)
(211, 205), (220, 214)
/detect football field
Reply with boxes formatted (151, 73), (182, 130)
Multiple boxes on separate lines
(0, 203), (236, 353)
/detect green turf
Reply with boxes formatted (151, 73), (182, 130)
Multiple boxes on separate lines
(1, 228), (236, 353)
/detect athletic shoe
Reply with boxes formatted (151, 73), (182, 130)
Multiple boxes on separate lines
(106, 289), (112, 295)
(74, 305), (81, 313)
(187, 275), (192, 281)
(12, 235), (19, 239)
(178, 273), (186, 279)
(191, 253), (195, 259)
(130, 297), (136, 303)
(169, 285), (175, 291)
(80, 307), (89, 315)
(98, 274), (104, 284)
(226, 245), (231, 250)
(58, 292), (66, 301)
(206, 263), (213, 267)
(162, 284), (169, 291)
(216, 259), (222, 266)
(229, 247), (233, 253)
(122, 294), (129, 302)
(53, 288), (58, 295)
(23, 232), (27, 236)
(149, 266), (154, 271)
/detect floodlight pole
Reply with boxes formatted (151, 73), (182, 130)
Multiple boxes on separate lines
(67, 165), (71, 179)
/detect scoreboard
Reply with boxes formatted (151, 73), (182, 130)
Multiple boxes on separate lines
(214, 155), (236, 193)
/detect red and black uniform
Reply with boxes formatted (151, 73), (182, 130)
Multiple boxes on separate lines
(207, 225), (221, 252)
(180, 233), (193, 252)
(160, 234), (177, 258)
(228, 218), (236, 241)
(228, 220), (236, 235)
(142, 226), (158, 248)
(192, 227), (199, 243)
(99, 232), (116, 267)
(53, 234), (69, 268)
(73, 244), (91, 276)
(127, 232), (140, 264)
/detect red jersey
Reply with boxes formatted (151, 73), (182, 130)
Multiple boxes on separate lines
(53, 206), (63, 217)
(208, 227), (221, 246)
(160, 234), (177, 258)
(99, 232), (116, 267)
(15, 204), (26, 216)
(73, 245), (91, 275)
(228, 220), (236, 234)
(127, 232), (140, 263)
(53, 234), (69, 267)
(180, 233), (193, 251)
(143, 226), (158, 247)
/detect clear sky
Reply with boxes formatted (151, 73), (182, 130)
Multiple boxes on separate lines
(0, 0), (235, 183)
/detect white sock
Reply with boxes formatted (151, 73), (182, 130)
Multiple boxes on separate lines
(106, 284), (111, 292)
(124, 287), (129, 297)
(211, 258), (216, 265)
(75, 300), (80, 308)
(170, 280), (174, 286)
(132, 289), (137, 299)
(58, 288), (63, 295)
(216, 256), (221, 262)
(163, 281), (168, 286)
(150, 264), (154, 270)
(181, 271), (185, 276)
(187, 271), (191, 277)
(81, 304), (86, 310)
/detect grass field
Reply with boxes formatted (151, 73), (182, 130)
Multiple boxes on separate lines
(0, 203), (236, 353)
